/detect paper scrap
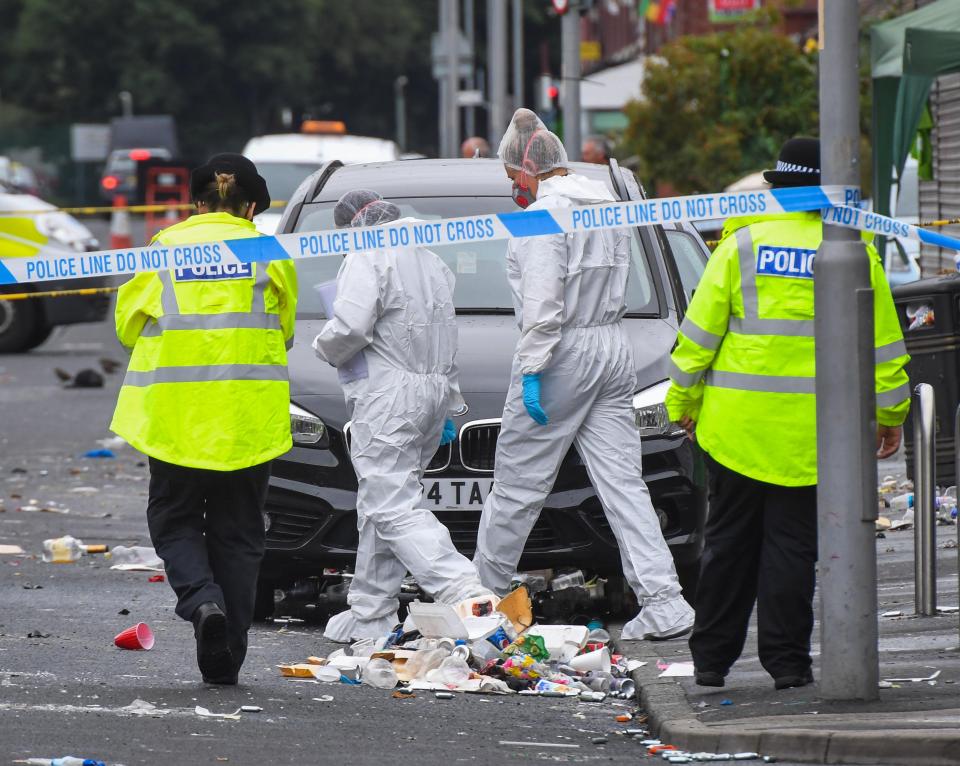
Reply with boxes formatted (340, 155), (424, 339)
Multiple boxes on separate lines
(626, 660), (648, 672)
(883, 670), (941, 683)
(121, 698), (170, 717)
(658, 662), (695, 678)
(0, 544), (24, 555)
(195, 705), (242, 720)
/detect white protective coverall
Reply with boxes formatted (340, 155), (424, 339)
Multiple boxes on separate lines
(313, 235), (489, 642)
(473, 173), (695, 640)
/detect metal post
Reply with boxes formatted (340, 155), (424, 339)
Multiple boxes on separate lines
(561, 3), (581, 160)
(487, 0), (508, 148)
(394, 76), (408, 153)
(118, 91), (133, 117)
(441, 0), (461, 158)
(511, 0), (525, 110)
(955, 403), (960, 641)
(464, 0), (476, 138)
(814, 0), (879, 701)
(914, 384), (937, 616)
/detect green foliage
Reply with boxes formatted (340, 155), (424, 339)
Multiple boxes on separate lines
(623, 25), (818, 194)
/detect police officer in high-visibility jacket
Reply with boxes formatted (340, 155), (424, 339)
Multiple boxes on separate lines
(110, 154), (297, 684)
(666, 138), (910, 691)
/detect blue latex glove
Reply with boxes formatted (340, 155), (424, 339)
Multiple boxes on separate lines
(521, 373), (549, 426)
(440, 418), (457, 446)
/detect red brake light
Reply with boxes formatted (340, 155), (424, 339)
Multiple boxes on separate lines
(129, 149), (151, 161)
(102, 176), (119, 190)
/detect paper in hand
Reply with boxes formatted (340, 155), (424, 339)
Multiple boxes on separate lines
(313, 280), (368, 384)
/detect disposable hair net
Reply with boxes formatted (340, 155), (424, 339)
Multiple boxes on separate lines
(497, 108), (568, 176)
(350, 200), (401, 228)
(334, 189), (382, 228)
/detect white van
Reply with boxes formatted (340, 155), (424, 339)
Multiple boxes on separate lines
(242, 122), (400, 234)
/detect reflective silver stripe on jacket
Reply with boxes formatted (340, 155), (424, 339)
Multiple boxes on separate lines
(123, 364), (289, 387)
(680, 315), (724, 351)
(736, 227), (759, 317)
(143, 264), (280, 337)
(877, 382), (911, 408)
(875, 338), (908, 364)
(706, 370), (816, 395)
(669, 358), (704, 388)
(140, 312), (282, 336)
(728, 316), (817, 337)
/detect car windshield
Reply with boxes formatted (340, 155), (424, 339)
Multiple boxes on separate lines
(293, 196), (659, 317)
(258, 162), (324, 203)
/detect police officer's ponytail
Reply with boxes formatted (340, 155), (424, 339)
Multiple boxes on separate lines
(195, 172), (252, 216)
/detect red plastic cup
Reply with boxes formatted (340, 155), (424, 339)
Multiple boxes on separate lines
(114, 622), (155, 651)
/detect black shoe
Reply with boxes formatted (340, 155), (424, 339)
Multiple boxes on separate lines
(202, 672), (238, 686)
(192, 602), (233, 682)
(774, 668), (814, 690)
(695, 670), (726, 687)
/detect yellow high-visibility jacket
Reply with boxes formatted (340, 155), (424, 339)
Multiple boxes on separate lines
(666, 212), (910, 486)
(110, 212), (298, 471)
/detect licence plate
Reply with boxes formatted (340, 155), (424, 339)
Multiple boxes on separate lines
(422, 478), (493, 511)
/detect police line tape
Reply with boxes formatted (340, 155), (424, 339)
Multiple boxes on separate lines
(1, 184), (959, 287)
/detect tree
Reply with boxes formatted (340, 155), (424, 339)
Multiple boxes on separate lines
(623, 24), (818, 194)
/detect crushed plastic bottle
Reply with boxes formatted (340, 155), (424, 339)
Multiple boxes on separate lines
(362, 658), (398, 689)
(403, 648), (449, 680)
(432, 655), (471, 686)
(108, 545), (163, 568)
(22, 758), (106, 766)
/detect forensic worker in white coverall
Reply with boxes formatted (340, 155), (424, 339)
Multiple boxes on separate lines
(474, 109), (695, 640)
(313, 196), (492, 642)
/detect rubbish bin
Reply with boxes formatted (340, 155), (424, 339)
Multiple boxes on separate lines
(891, 274), (960, 486)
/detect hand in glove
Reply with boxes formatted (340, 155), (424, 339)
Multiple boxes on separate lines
(440, 418), (457, 446)
(521, 373), (549, 426)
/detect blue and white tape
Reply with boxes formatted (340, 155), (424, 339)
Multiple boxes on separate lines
(0, 184), (956, 287)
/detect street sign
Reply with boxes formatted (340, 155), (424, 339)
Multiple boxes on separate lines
(552, 0), (570, 14)
(708, 0), (761, 23)
(70, 124), (110, 162)
(431, 32), (473, 79)
(457, 90), (485, 107)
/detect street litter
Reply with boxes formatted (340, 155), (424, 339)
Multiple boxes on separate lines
(108, 545), (164, 572)
(18, 501), (70, 514)
(195, 705), (245, 720)
(147, 574), (165, 583)
(121, 698), (169, 716)
(882, 669), (941, 683)
(0, 544), (24, 554)
(82, 449), (115, 459)
(281, 586), (642, 703)
(312, 695), (335, 702)
(937, 605), (960, 613)
(659, 662), (695, 678)
(69, 487), (99, 494)
(96, 436), (126, 449)
(55, 367), (105, 388)
(881, 610), (903, 618)
(114, 622), (154, 651)
(42, 536), (108, 563)
(17, 757), (107, 766)
(27, 630), (51, 638)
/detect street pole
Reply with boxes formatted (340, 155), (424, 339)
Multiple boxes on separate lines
(487, 0), (508, 148)
(464, 0), (476, 138)
(441, 0), (461, 158)
(815, 0), (879, 702)
(561, 4), (581, 160)
(394, 76), (408, 153)
(511, 0), (525, 110)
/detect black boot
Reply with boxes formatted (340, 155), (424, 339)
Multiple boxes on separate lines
(774, 668), (814, 690)
(192, 602), (235, 684)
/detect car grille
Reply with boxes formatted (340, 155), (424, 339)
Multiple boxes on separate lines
(265, 506), (320, 546)
(438, 511), (557, 556)
(459, 421), (501, 472)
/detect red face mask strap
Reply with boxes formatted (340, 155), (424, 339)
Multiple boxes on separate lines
(518, 128), (544, 189)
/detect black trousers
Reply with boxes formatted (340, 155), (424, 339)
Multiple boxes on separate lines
(146, 457), (270, 667)
(689, 453), (818, 680)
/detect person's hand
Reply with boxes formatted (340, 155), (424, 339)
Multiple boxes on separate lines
(877, 425), (902, 459)
(521, 373), (549, 426)
(440, 418), (457, 446)
(679, 415), (696, 442)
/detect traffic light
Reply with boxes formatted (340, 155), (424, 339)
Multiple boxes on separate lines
(536, 74), (560, 114)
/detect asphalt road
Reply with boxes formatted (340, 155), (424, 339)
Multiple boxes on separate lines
(0, 317), (651, 765)
(0, 315), (899, 766)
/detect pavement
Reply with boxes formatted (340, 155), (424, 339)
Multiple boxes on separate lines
(616, 456), (960, 766)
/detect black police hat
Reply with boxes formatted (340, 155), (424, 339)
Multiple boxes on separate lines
(190, 153), (271, 215)
(762, 137), (821, 187)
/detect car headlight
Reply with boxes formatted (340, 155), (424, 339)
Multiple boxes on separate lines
(290, 402), (328, 446)
(34, 212), (97, 252)
(632, 380), (685, 438)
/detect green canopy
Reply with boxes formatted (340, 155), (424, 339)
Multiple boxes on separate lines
(870, 0), (960, 218)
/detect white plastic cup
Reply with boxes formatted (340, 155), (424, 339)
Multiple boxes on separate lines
(568, 647), (611, 673)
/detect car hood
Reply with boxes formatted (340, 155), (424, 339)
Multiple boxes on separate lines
(289, 313), (678, 427)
